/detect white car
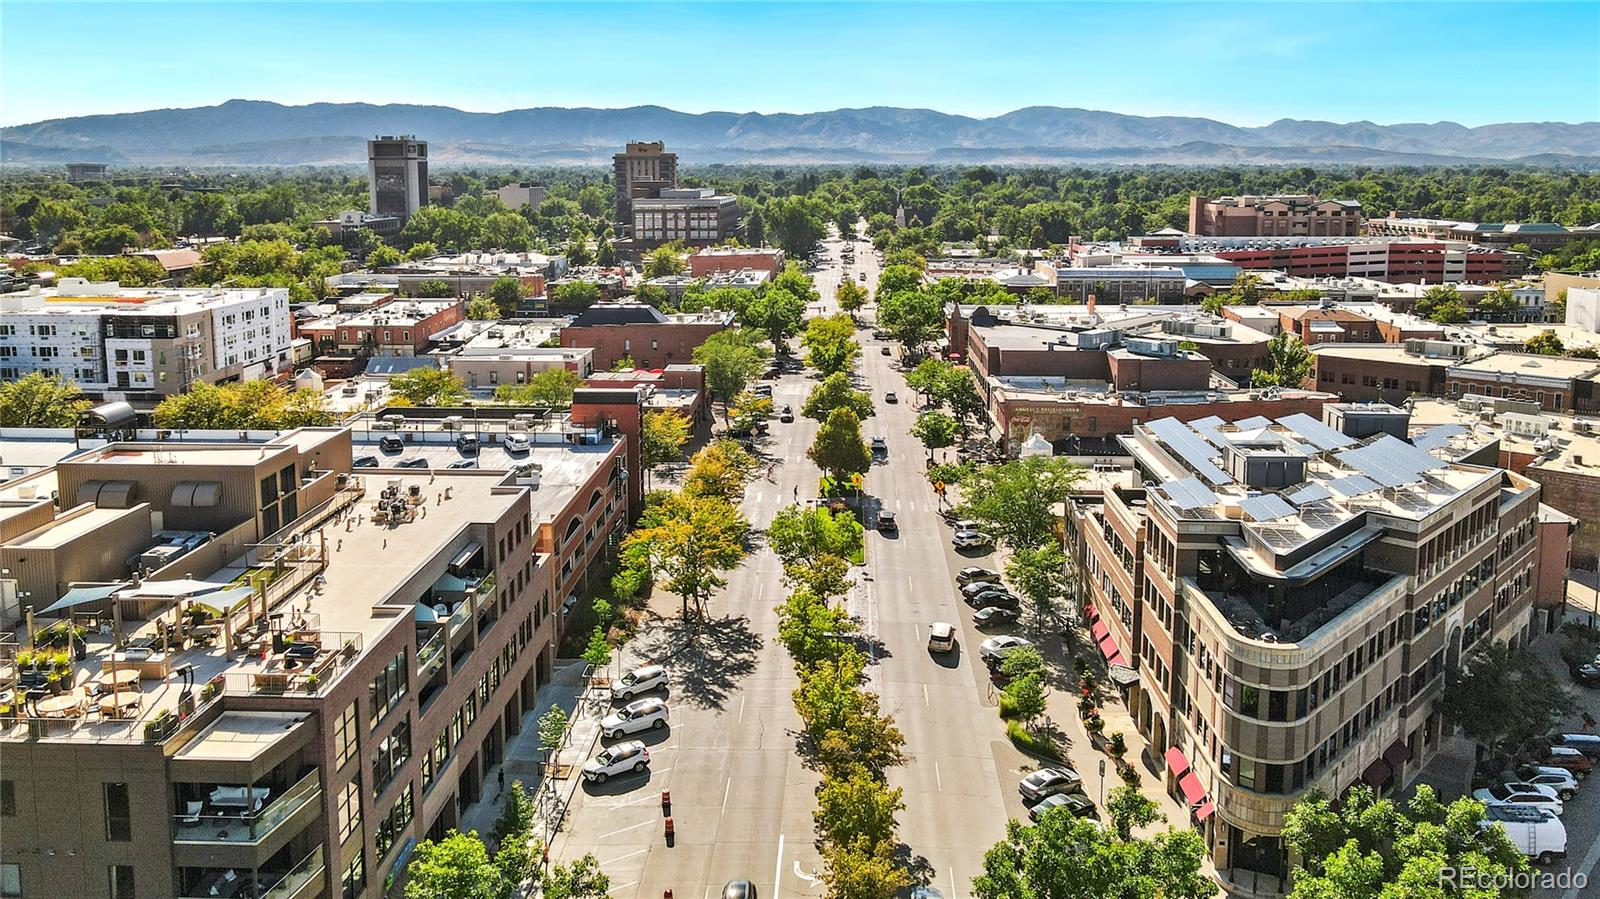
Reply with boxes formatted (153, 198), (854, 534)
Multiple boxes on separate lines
(581, 740), (651, 783)
(928, 622), (956, 653)
(611, 664), (667, 700)
(953, 530), (993, 550)
(504, 433), (531, 453)
(1475, 783), (1564, 816)
(1519, 766), (1580, 800)
(979, 635), (1034, 666)
(601, 698), (669, 739)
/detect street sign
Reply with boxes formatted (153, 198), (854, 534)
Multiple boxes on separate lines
(933, 480), (945, 494)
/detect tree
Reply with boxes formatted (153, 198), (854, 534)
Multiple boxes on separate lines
(682, 439), (758, 500)
(836, 278), (868, 317)
(1201, 291), (1240, 316)
(496, 368), (582, 408)
(1439, 642), (1575, 759)
(550, 281), (602, 312)
(1417, 284), (1468, 324)
(876, 288), (944, 353)
(404, 831), (509, 899)
(741, 272), (810, 351)
(492, 779), (535, 848)
(1005, 544), (1072, 618)
(876, 264), (923, 297)
(1282, 784), (1528, 899)
(974, 812), (1212, 899)
(0, 373), (89, 427)
(692, 329), (770, 422)
(814, 769), (904, 851)
(537, 707), (568, 773)
(405, 241), (439, 261)
(643, 244), (686, 278)
(489, 276), (524, 317)
(1478, 287), (1523, 318)
(764, 195), (829, 257)
(541, 854), (610, 899)
(624, 490), (749, 619)
(776, 587), (857, 670)
(1002, 672), (1046, 724)
(955, 457), (1083, 550)
(728, 391), (774, 434)
(389, 367), (468, 406)
(466, 295), (499, 320)
(640, 410), (691, 487)
(1524, 332), (1565, 355)
(905, 357), (955, 399)
(413, 278), (456, 298)
(152, 381), (331, 429)
(367, 243), (403, 267)
(809, 408), (872, 484)
(581, 625), (611, 670)
(1251, 332), (1313, 388)
(820, 837), (911, 899)
(802, 372), (875, 422)
(802, 314), (861, 375)
(1104, 785), (1161, 842)
(768, 505), (865, 567)
(910, 411), (957, 458)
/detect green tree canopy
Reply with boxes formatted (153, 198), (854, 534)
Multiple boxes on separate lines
(954, 457), (1083, 550)
(152, 380), (332, 430)
(802, 371), (875, 422)
(623, 489), (749, 619)
(495, 367), (582, 408)
(692, 329), (771, 420)
(1524, 332), (1565, 355)
(403, 830), (509, 899)
(1252, 332), (1313, 388)
(640, 409), (691, 483)
(808, 407), (872, 483)
(0, 373), (90, 427)
(974, 802), (1212, 899)
(488, 276), (525, 317)
(768, 505), (865, 567)
(802, 314), (861, 375)
(388, 367), (469, 406)
(910, 410), (958, 456)
(1439, 642), (1574, 759)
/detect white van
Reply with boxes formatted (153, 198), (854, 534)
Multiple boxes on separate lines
(928, 622), (956, 653)
(1483, 805), (1567, 864)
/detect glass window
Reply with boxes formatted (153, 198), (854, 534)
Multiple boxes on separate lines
(0, 864), (19, 899)
(104, 783), (131, 841)
(108, 865), (134, 899)
(372, 716), (412, 798)
(369, 651), (408, 728)
(341, 855), (366, 899)
(335, 702), (359, 769)
(338, 778), (363, 844)
(375, 785), (414, 860)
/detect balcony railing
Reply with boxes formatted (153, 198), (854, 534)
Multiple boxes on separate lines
(262, 845), (325, 899)
(417, 629), (446, 682)
(173, 769), (322, 846)
(176, 845), (325, 899)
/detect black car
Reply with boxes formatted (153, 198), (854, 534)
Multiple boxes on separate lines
(965, 589), (1019, 610)
(397, 457), (430, 469)
(973, 606), (1019, 627)
(779, 405), (794, 423)
(353, 455), (379, 468)
(876, 511), (897, 532)
(961, 581), (1011, 600)
(1572, 661), (1600, 687)
(378, 435), (404, 453)
(455, 434), (480, 455)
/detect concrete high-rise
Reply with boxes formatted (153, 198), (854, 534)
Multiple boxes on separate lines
(367, 136), (429, 220)
(611, 141), (678, 227)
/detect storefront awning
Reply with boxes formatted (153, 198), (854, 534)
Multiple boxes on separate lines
(1090, 619), (1109, 642)
(1193, 800), (1216, 822)
(1383, 740), (1410, 772)
(1083, 601), (1099, 621)
(1179, 771), (1207, 806)
(1361, 758), (1393, 787)
(1165, 747), (1191, 777)
(1097, 633), (1127, 667)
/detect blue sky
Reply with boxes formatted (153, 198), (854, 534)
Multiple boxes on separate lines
(3, 1), (1597, 127)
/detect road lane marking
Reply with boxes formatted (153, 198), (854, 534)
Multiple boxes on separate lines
(600, 848), (647, 866)
(722, 778), (732, 812)
(597, 820), (655, 840)
(935, 761), (943, 791)
(951, 867), (959, 899)
(738, 695), (746, 723)
(794, 861), (821, 886)
(774, 834), (786, 897)
(924, 684), (930, 707)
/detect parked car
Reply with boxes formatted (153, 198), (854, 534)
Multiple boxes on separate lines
(721, 881), (758, 899)
(871, 436), (888, 455)
(779, 406), (794, 423)
(378, 435), (404, 453)
(876, 511), (897, 533)
(964, 590), (1018, 610)
(880, 346), (891, 355)
(1541, 747), (1594, 778)
(1483, 804), (1567, 864)
(951, 519), (982, 533)
(581, 740), (650, 783)
(979, 635), (1034, 668)
(1474, 783), (1563, 816)
(1503, 777), (1577, 802)
(961, 581), (1008, 599)
(397, 457), (429, 469)
(1519, 766), (1580, 800)
(446, 460), (476, 469)
(974, 606), (1019, 627)
(927, 622), (956, 653)
(504, 433), (531, 453)
(1029, 792), (1096, 822)
(1019, 767), (1084, 802)
(953, 530), (993, 550)
(884, 391), (898, 404)
(455, 434), (480, 455)
(1551, 733), (1600, 759)
(956, 567), (1001, 587)
(601, 698), (669, 739)
(611, 664), (668, 700)
(353, 455), (379, 468)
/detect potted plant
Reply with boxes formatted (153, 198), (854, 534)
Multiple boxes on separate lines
(15, 650), (36, 671)
(200, 680), (220, 701)
(1108, 732), (1127, 759)
(302, 673), (320, 694)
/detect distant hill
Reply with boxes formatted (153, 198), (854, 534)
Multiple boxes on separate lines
(3, 100), (1597, 166)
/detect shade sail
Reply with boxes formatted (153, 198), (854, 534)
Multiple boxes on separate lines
(126, 578), (231, 598)
(39, 583), (127, 615)
(432, 572), (469, 593)
(202, 586), (256, 610)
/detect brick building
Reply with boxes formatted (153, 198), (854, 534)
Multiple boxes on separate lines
(1310, 341), (1480, 404)
(1188, 194), (1363, 237)
(687, 247), (785, 277)
(558, 303), (734, 370)
(1446, 353), (1600, 413)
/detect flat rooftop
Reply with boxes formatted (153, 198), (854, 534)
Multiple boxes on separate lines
(6, 505), (142, 550)
(1449, 353), (1600, 380)
(174, 711), (314, 763)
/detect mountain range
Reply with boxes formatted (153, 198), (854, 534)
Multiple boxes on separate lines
(3, 100), (1597, 167)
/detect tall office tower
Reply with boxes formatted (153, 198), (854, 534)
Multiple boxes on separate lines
(611, 141), (678, 226)
(367, 136), (429, 220)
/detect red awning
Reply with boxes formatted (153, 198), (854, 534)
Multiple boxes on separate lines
(1097, 632), (1124, 662)
(1084, 601), (1099, 621)
(1090, 619), (1110, 642)
(1194, 801), (1216, 822)
(1179, 771), (1207, 806)
(1165, 747), (1191, 777)
(1361, 758), (1393, 787)
(1383, 740), (1411, 771)
(1106, 649), (1128, 666)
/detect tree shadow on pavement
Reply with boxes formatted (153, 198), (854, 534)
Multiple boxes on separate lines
(895, 844), (937, 890)
(634, 612), (762, 712)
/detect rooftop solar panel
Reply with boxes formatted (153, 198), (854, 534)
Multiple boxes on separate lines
(1191, 415), (1224, 428)
(1161, 477), (1219, 510)
(1239, 493), (1297, 522)
(1287, 483), (1333, 506)
(1275, 413), (1357, 451)
(1410, 424), (1468, 452)
(1148, 417), (1232, 486)
(1328, 474), (1382, 497)
(1235, 415), (1272, 429)
(1335, 444), (1413, 488)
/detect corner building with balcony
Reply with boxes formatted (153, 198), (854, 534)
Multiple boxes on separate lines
(0, 393), (640, 898)
(1065, 403), (1554, 888)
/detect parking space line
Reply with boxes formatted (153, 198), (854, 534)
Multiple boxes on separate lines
(597, 820), (655, 840)
(773, 833), (786, 897)
(600, 848), (648, 866)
